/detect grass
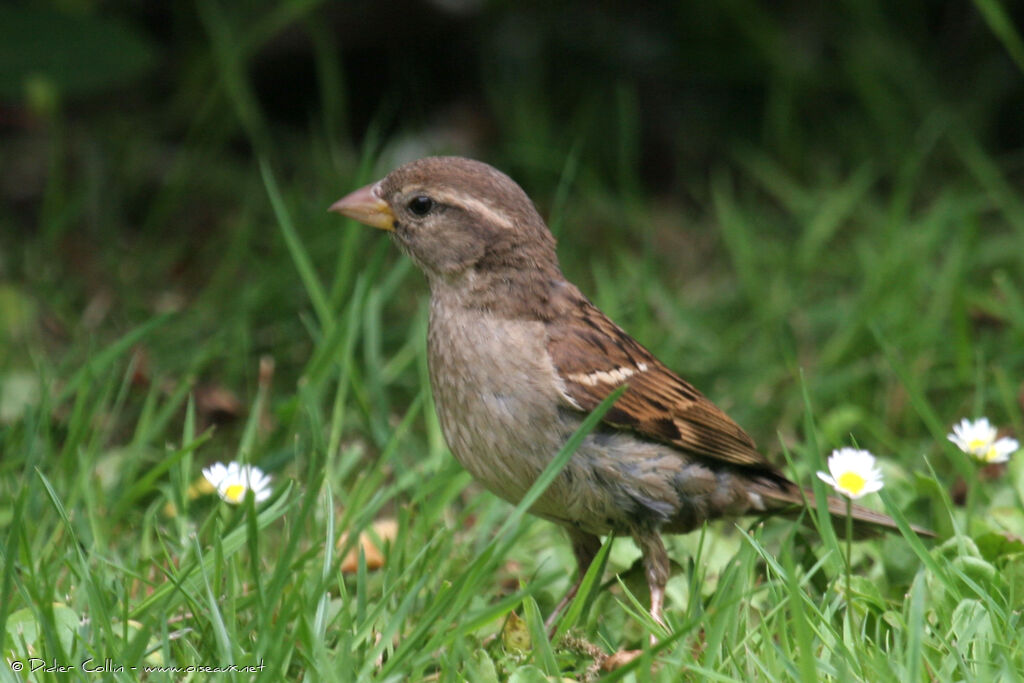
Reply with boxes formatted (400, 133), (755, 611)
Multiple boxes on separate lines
(3, 2), (1024, 681)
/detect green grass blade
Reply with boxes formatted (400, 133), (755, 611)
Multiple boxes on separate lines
(973, 0), (1024, 74)
(130, 482), (293, 618)
(552, 533), (613, 640)
(522, 594), (558, 675)
(261, 157), (333, 328)
(57, 314), (170, 403)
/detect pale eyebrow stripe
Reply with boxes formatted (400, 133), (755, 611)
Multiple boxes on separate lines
(402, 186), (516, 230)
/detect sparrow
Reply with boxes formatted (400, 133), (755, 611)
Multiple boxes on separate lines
(329, 156), (931, 634)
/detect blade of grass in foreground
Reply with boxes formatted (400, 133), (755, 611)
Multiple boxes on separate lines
(129, 482), (293, 618)
(551, 532), (614, 640)
(781, 534), (819, 682)
(376, 386), (626, 678)
(36, 469), (115, 650)
(0, 485), (29, 660)
(495, 384), (626, 541)
(905, 571), (927, 683)
(523, 594), (559, 675)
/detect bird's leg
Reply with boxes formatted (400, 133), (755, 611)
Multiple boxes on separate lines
(633, 531), (670, 643)
(545, 528), (602, 635)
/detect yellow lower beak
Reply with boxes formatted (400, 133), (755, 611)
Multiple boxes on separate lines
(328, 182), (394, 231)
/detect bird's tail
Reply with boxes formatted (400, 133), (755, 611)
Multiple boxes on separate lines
(753, 480), (935, 538)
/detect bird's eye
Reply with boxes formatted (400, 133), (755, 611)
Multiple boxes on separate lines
(407, 195), (434, 216)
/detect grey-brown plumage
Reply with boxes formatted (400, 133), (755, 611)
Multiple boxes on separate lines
(329, 156), (931, 633)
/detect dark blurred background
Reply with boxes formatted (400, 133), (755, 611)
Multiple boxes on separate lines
(4, 1), (1021, 222)
(1, 0), (1023, 445)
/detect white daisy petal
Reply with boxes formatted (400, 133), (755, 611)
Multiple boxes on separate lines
(948, 417), (1018, 464)
(986, 437), (1019, 464)
(859, 479), (884, 495)
(202, 461), (273, 505)
(816, 448), (884, 500)
(202, 463), (227, 488)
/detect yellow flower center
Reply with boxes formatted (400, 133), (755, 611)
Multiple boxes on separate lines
(225, 484), (246, 502)
(837, 471), (866, 495)
(985, 446), (999, 463)
(967, 438), (988, 452)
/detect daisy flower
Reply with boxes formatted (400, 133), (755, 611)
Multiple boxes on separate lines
(202, 462), (272, 504)
(947, 417), (1019, 464)
(816, 448), (884, 499)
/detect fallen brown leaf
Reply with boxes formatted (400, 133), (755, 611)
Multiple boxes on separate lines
(601, 649), (643, 671)
(195, 383), (243, 425)
(339, 519), (398, 573)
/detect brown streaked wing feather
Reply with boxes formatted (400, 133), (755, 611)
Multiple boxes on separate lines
(547, 292), (773, 469)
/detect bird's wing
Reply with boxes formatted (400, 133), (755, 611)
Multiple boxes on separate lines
(546, 290), (773, 470)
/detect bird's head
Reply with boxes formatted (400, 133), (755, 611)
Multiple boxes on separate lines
(330, 157), (559, 282)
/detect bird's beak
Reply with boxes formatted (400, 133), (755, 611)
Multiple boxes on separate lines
(328, 181), (394, 231)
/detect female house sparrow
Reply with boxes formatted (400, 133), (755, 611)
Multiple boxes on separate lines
(330, 156), (929, 631)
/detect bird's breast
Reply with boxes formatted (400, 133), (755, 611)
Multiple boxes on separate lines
(427, 301), (572, 505)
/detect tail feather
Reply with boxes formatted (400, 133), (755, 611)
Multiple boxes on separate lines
(755, 481), (935, 538)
